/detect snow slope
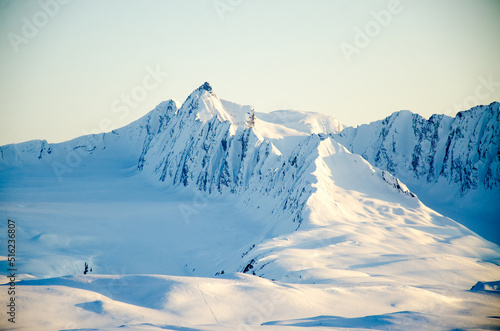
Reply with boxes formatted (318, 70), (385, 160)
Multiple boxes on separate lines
(1, 83), (499, 330)
(334, 103), (500, 244)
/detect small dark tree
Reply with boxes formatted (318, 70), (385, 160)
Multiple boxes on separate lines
(84, 262), (89, 275)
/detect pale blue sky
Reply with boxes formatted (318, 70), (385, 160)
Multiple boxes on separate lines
(1, 0), (499, 145)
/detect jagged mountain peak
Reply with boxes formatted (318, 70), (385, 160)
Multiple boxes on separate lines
(197, 81), (213, 93)
(159, 98), (181, 110)
(390, 109), (413, 117)
(385, 101), (499, 123)
(179, 82), (237, 125)
(455, 101), (499, 118)
(377, 109), (418, 127)
(146, 99), (180, 118)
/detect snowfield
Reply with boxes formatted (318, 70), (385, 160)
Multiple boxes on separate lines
(1, 83), (499, 330)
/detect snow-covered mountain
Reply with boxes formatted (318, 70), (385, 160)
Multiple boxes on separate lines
(334, 103), (500, 243)
(1, 83), (499, 330)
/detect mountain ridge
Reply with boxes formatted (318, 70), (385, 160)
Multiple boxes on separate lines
(1, 85), (498, 245)
(333, 102), (500, 243)
(1, 83), (500, 330)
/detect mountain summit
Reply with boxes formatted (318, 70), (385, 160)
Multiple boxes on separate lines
(197, 81), (213, 93)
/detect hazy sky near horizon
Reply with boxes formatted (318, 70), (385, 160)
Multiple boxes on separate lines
(0, 0), (499, 145)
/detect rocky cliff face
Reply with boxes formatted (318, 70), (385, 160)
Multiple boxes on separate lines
(334, 102), (500, 195)
(333, 102), (500, 243)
